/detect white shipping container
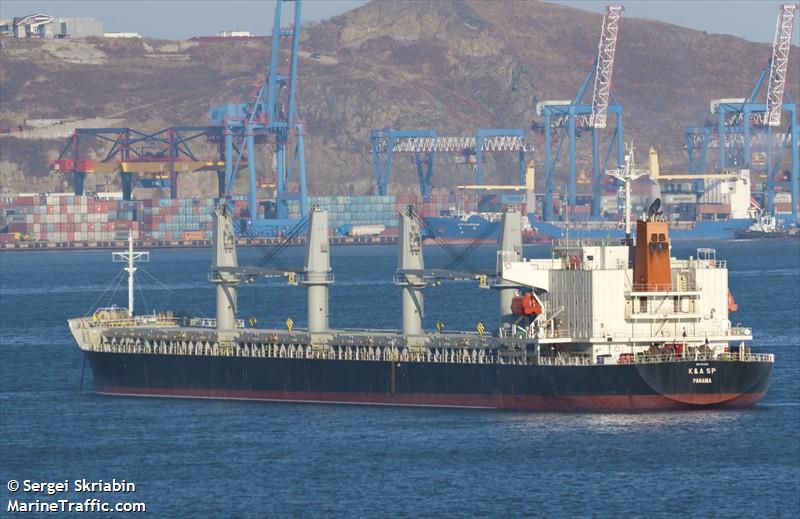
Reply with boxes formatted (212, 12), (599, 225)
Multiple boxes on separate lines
(664, 193), (697, 204)
(600, 195), (618, 211)
(348, 224), (386, 236)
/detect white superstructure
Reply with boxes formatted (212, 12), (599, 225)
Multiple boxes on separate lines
(500, 232), (751, 365)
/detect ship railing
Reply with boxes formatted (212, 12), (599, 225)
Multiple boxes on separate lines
(729, 326), (753, 337)
(83, 316), (184, 329)
(716, 352), (775, 363)
(536, 355), (594, 366)
(538, 328), (572, 339)
(190, 318), (246, 329)
(634, 351), (774, 364)
(629, 282), (699, 292)
(554, 236), (621, 249)
(690, 260), (727, 270)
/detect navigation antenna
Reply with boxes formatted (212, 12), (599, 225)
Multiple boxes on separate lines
(604, 141), (649, 243)
(112, 230), (149, 317)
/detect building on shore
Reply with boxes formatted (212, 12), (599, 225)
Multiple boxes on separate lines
(0, 13), (103, 39)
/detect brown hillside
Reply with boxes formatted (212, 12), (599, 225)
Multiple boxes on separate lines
(0, 0), (797, 197)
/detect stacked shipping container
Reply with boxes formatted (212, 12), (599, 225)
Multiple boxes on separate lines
(5, 194), (141, 242)
(2, 195), (216, 243)
(1, 192), (492, 244)
(142, 198), (214, 241)
(286, 194), (481, 231)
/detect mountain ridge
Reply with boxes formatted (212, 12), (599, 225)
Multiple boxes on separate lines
(1, 0), (796, 197)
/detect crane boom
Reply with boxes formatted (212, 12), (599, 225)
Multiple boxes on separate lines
(374, 135), (527, 154)
(590, 5), (623, 129)
(765, 4), (797, 127)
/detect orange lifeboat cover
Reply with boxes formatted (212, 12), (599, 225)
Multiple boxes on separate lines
(511, 293), (542, 316)
(728, 290), (738, 312)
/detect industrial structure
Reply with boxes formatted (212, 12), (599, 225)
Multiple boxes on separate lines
(49, 0), (309, 236)
(536, 5), (624, 221)
(684, 4), (799, 222)
(369, 128), (529, 199)
(52, 127), (226, 200)
(209, 0), (309, 235)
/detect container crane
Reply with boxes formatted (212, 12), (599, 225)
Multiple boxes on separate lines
(456, 160), (538, 215)
(52, 127), (226, 200)
(370, 128), (529, 199)
(685, 4), (798, 222)
(209, 0), (309, 235)
(537, 5), (624, 221)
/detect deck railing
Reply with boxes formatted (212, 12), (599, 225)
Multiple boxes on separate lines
(83, 316), (183, 329)
(82, 326), (775, 366)
(633, 352), (774, 364)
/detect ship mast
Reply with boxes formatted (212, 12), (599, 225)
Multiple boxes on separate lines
(112, 230), (149, 317)
(604, 142), (649, 241)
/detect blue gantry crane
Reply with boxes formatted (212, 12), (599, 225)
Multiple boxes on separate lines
(370, 128), (528, 199)
(536, 5), (624, 221)
(209, 0), (308, 235)
(685, 4), (798, 222)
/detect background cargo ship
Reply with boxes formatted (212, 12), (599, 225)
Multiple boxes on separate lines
(424, 147), (784, 242)
(69, 160), (773, 411)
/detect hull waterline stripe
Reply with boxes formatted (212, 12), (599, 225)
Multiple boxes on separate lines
(95, 386), (767, 411)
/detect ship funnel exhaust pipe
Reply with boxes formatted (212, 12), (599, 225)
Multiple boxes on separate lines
(397, 206), (425, 337)
(496, 210), (522, 329)
(303, 207), (332, 334)
(211, 205), (240, 334)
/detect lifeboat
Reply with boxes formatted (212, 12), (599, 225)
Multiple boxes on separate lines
(511, 293), (542, 316)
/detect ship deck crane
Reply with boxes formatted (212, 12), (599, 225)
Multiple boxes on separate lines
(685, 4), (798, 222)
(537, 5), (624, 221)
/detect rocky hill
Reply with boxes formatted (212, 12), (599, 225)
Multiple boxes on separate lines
(1, 0), (797, 197)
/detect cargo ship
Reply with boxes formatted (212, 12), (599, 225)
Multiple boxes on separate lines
(69, 164), (773, 411)
(425, 147), (763, 242)
(424, 211), (753, 243)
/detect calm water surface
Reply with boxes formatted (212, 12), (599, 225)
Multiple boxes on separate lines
(1, 240), (798, 517)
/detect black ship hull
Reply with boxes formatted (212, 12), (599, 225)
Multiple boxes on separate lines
(85, 351), (772, 411)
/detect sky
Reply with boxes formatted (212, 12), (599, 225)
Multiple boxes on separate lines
(0, 1), (797, 44)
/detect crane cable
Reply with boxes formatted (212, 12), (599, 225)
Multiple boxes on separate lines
(411, 209), (498, 272)
(256, 214), (310, 268)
